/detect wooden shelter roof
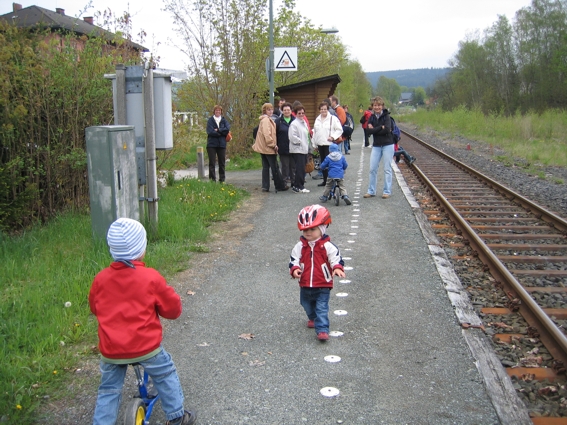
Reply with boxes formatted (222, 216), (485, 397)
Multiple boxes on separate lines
(276, 74), (341, 126)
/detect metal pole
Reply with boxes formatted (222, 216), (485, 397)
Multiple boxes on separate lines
(269, 0), (274, 105)
(115, 64), (126, 125)
(143, 66), (159, 236)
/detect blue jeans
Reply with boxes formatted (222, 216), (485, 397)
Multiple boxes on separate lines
(92, 347), (184, 425)
(367, 144), (395, 196)
(300, 287), (331, 333)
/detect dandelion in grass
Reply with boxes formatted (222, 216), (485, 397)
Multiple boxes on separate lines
(64, 301), (72, 308)
(16, 404), (22, 410)
(53, 370), (57, 375)
(60, 341), (65, 346)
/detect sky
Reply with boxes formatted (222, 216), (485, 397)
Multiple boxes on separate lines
(4, 0), (534, 73)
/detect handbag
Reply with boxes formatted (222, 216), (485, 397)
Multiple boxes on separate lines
(305, 155), (315, 174)
(225, 131), (232, 142)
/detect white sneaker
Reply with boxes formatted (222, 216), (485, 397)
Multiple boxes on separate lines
(299, 188), (310, 193)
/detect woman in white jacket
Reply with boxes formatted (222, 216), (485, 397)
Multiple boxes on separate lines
(312, 102), (343, 187)
(288, 104), (311, 193)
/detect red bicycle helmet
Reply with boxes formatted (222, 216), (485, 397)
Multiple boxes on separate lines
(297, 204), (332, 230)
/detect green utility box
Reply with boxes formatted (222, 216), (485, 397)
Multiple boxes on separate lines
(86, 126), (140, 239)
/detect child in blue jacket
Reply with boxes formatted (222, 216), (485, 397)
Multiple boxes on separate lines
(318, 143), (351, 205)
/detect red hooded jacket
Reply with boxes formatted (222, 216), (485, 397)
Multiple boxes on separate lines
(89, 261), (181, 360)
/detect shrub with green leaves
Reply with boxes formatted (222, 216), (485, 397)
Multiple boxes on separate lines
(0, 22), (141, 231)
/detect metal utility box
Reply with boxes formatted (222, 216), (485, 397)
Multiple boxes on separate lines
(86, 126), (140, 239)
(153, 72), (174, 150)
(105, 66), (174, 151)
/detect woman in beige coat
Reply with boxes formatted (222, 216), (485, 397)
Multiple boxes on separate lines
(252, 103), (289, 192)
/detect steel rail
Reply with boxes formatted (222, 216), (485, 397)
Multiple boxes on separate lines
(402, 131), (567, 233)
(404, 131), (567, 367)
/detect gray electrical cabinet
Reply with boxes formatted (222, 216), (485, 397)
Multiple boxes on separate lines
(86, 126), (140, 239)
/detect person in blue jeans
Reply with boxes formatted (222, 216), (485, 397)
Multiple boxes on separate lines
(289, 205), (345, 341)
(89, 218), (196, 425)
(363, 96), (396, 199)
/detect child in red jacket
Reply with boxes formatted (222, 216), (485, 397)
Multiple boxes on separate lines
(289, 205), (345, 341)
(89, 218), (196, 425)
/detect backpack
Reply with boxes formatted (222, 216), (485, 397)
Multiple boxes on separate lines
(390, 116), (400, 143)
(342, 112), (354, 139)
(253, 125), (259, 140)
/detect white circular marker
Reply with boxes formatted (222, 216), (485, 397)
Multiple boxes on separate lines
(343, 257), (352, 260)
(351, 226), (359, 229)
(324, 355), (341, 363)
(347, 240), (355, 243)
(349, 233), (357, 236)
(339, 279), (351, 283)
(329, 331), (344, 337)
(334, 310), (348, 316)
(336, 292), (348, 297)
(320, 387), (340, 397)
(344, 266), (353, 271)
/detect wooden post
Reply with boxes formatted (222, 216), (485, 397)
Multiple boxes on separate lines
(197, 147), (206, 179)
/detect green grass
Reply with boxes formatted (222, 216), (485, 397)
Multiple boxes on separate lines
(157, 124), (262, 172)
(399, 107), (567, 168)
(0, 178), (247, 423)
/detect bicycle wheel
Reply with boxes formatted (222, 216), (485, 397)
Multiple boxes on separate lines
(124, 398), (146, 425)
(334, 187), (340, 206)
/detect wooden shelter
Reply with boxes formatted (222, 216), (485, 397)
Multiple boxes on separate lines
(276, 74), (341, 126)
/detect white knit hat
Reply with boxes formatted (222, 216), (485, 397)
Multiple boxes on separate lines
(107, 218), (147, 261)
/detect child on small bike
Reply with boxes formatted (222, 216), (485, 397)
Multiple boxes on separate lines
(89, 218), (196, 425)
(319, 143), (351, 205)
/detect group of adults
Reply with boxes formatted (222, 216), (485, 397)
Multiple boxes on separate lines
(251, 95), (354, 194)
(205, 95), (398, 201)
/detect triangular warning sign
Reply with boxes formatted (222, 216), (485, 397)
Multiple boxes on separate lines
(276, 51), (296, 69)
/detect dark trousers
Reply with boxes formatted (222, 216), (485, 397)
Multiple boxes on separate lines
(291, 153), (307, 190)
(363, 129), (370, 147)
(261, 154), (285, 191)
(207, 147), (226, 182)
(279, 153), (295, 182)
(318, 145), (330, 184)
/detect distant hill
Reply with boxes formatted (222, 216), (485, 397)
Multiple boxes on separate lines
(366, 68), (450, 89)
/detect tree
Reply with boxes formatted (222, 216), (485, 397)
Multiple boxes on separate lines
(0, 20), (143, 229)
(435, 0), (567, 114)
(164, 0), (368, 155)
(375, 76), (401, 107)
(413, 87), (426, 105)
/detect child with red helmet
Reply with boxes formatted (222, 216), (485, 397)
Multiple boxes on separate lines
(289, 205), (345, 341)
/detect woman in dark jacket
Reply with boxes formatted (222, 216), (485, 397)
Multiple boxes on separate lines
(206, 105), (230, 183)
(275, 102), (295, 184)
(363, 96), (395, 199)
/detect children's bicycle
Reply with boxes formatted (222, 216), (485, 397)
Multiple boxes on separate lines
(328, 178), (341, 206)
(124, 363), (159, 425)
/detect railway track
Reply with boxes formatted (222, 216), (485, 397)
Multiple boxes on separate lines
(396, 130), (567, 423)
